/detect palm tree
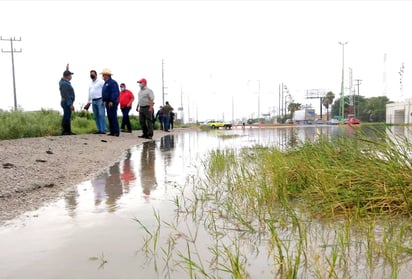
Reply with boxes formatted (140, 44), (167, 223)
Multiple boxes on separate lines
(288, 102), (302, 119)
(323, 91), (335, 120)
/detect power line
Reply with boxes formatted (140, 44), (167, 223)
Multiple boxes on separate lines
(1, 36), (22, 110)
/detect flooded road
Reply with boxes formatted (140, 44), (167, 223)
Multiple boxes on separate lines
(0, 126), (410, 278)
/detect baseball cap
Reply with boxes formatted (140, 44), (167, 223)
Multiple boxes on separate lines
(63, 70), (74, 77)
(137, 78), (147, 84)
(120, 83), (126, 87)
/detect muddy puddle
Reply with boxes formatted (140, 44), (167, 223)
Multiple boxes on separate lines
(1, 126), (411, 278)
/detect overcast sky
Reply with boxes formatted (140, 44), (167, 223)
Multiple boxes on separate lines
(0, 0), (411, 122)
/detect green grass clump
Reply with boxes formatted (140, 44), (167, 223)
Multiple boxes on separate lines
(204, 129), (412, 219)
(0, 109), (61, 139)
(134, 127), (412, 278)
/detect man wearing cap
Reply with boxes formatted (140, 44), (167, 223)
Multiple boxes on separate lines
(85, 70), (106, 134)
(119, 83), (135, 133)
(136, 78), (154, 139)
(101, 68), (120, 136)
(59, 65), (76, 135)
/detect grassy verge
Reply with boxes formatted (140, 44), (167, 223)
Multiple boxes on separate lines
(0, 109), (172, 139)
(135, 127), (412, 278)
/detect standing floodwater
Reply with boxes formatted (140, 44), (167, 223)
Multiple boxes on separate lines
(0, 126), (411, 278)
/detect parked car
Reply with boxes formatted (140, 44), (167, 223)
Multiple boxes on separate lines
(347, 117), (361, 125)
(327, 118), (341, 125)
(314, 118), (324, 124)
(285, 119), (294, 124)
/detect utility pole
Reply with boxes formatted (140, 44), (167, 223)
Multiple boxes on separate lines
(278, 84), (281, 119)
(258, 80), (261, 119)
(281, 83), (284, 117)
(1, 36), (22, 110)
(339, 41), (348, 123)
(179, 88), (184, 123)
(231, 95), (234, 123)
(354, 79), (362, 118)
(161, 59), (166, 106)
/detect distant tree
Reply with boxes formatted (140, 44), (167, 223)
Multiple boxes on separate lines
(332, 95), (391, 122)
(331, 96), (349, 119)
(322, 91), (335, 120)
(288, 102), (302, 119)
(363, 96), (391, 122)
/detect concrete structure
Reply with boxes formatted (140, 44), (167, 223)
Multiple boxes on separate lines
(386, 98), (412, 124)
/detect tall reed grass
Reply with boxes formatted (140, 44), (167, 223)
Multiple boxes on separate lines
(135, 126), (412, 278)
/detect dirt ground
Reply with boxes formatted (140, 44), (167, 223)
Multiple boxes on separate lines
(0, 129), (186, 225)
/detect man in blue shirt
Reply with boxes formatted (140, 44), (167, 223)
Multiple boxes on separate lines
(59, 66), (76, 135)
(101, 68), (120, 136)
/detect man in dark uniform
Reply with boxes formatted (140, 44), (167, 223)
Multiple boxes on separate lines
(101, 68), (120, 136)
(59, 65), (76, 135)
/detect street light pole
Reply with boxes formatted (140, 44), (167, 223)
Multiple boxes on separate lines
(339, 41), (348, 123)
(258, 80), (260, 119)
(354, 79), (362, 118)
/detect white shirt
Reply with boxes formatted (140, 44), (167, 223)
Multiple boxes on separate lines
(88, 79), (104, 102)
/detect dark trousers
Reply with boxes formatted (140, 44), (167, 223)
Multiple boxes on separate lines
(106, 102), (119, 135)
(139, 106), (153, 137)
(121, 107), (132, 131)
(61, 101), (72, 134)
(158, 117), (164, 130)
(163, 117), (170, 131)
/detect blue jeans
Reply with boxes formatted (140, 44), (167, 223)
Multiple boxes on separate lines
(105, 101), (119, 135)
(163, 117), (170, 131)
(60, 101), (72, 133)
(92, 99), (106, 133)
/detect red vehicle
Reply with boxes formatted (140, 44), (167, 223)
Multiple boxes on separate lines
(346, 117), (360, 125)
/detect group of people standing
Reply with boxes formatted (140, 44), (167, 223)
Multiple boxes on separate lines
(59, 65), (172, 139)
(154, 101), (175, 132)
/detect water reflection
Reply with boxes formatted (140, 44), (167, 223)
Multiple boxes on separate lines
(3, 126), (412, 278)
(91, 152), (136, 212)
(92, 177), (105, 207)
(104, 162), (123, 212)
(140, 141), (157, 198)
(160, 134), (175, 165)
(64, 190), (78, 218)
(120, 150), (136, 193)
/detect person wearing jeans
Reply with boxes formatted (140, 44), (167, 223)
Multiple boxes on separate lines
(119, 83), (135, 133)
(85, 70), (106, 134)
(161, 101), (174, 132)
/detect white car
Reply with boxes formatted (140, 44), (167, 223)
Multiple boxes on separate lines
(327, 119), (341, 125)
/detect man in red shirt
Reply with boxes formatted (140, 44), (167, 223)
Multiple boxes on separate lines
(119, 83), (135, 133)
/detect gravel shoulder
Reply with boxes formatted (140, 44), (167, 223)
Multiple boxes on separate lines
(0, 129), (186, 225)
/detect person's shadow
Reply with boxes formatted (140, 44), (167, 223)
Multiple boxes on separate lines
(140, 141), (157, 199)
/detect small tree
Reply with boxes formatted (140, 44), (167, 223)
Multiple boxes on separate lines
(322, 91), (335, 120)
(288, 102), (302, 119)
